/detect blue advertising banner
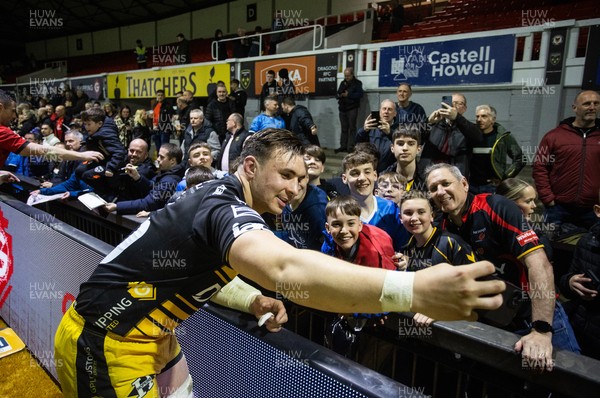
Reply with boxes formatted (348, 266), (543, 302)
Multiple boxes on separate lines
(379, 35), (515, 87)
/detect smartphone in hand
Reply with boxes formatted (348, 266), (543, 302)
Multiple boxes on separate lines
(370, 111), (381, 124)
(442, 96), (453, 107)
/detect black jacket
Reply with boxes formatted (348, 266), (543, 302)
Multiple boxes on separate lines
(420, 114), (482, 179)
(231, 89), (247, 116)
(286, 105), (315, 146)
(205, 98), (236, 140)
(559, 221), (600, 354)
(116, 162), (185, 214)
(155, 100), (174, 133)
(114, 157), (157, 201)
(217, 127), (251, 172)
(85, 117), (128, 173)
(336, 78), (363, 112)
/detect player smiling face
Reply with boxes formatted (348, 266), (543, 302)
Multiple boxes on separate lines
(248, 150), (307, 215)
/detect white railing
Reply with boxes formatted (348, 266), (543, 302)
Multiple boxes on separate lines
(211, 24), (324, 60)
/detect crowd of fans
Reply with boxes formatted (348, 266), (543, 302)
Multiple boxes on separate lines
(3, 81), (600, 371)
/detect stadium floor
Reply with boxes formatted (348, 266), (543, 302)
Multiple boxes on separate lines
(0, 317), (62, 397)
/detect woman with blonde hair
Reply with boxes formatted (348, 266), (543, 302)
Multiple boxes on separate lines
(496, 178), (537, 221)
(132, 109), (151, 149)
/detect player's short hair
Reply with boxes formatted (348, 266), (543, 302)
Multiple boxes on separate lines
(240, 128), (304, 165)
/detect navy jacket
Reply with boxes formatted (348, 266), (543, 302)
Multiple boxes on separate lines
(85, 117), (128, 173)
(116, 162), (185, 215)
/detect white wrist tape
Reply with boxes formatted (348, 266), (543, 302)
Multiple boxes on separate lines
(379, 271), (414, 312)
(168, 374), (193, 398)
(210, 276), (262, 314)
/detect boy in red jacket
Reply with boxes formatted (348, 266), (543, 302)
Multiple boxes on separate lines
(324, 196), (400, 372)
(325, 196), (398, 270)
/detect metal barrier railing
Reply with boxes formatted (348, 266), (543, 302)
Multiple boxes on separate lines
(211, 24), (324, 60)
(283, 304), (600, 398)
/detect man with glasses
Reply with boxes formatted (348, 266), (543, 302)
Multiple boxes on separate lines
(420, 93), (482, 179)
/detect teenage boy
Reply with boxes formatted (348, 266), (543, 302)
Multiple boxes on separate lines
(324, 195), (401, 371)
(341, 151), (409, 250)
(385, 126), (424, 191)
(304, 144), (342, 199)
(400, 190), (475, 271)
(76, 107), (128, 201)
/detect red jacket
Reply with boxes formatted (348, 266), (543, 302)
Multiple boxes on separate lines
(334, 224), (396, 270)
(532, 117), (600, 207)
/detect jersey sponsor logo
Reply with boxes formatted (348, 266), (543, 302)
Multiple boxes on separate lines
(94, 297), (133, 329)
(516, 229), (538, 247)
(128, 282), (157, 300)
(232, 222), (269, 238)
(231, 205), (262, 220)
(128, 375), (154, 397)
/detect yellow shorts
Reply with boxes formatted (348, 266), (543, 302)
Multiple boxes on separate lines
(54, 305), (181, 397)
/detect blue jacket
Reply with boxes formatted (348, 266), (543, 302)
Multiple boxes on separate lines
(249, 113), (285, 133)
(365, 196), (409, 251)
(39, 172), (92, 198)
(274, 185), (328, 251)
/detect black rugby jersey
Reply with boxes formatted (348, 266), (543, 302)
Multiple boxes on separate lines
(403, 227), (476, 271)
(75, 175), (270, 339)
(441, 193), (544, 287)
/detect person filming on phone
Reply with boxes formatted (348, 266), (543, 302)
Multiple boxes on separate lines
(355, 99), (397, 173)
(420, 93), (482, 179)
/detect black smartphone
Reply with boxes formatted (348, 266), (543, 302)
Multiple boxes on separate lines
(583, 269), (600, 291)
(475, 275), (525, 328)
(442, 95), (453, 107)
(370, 111), (380, 123)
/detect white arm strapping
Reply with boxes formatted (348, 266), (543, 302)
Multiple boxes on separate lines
(210, 276), (262, 314)
(379, 271), (414, 312)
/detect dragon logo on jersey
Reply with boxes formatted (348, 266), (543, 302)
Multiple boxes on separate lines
(128, 375), (154, 397)
(128, 282), (156, 300)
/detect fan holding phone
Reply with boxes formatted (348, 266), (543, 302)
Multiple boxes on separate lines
(355, 99), (398, 172)
(420, 93), (482, 179)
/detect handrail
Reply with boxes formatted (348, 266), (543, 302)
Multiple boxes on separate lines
(211, 24), (324, 60)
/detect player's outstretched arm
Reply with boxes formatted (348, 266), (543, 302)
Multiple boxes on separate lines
(228, 230), (505, 321)
(20, 143), (104, 162)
